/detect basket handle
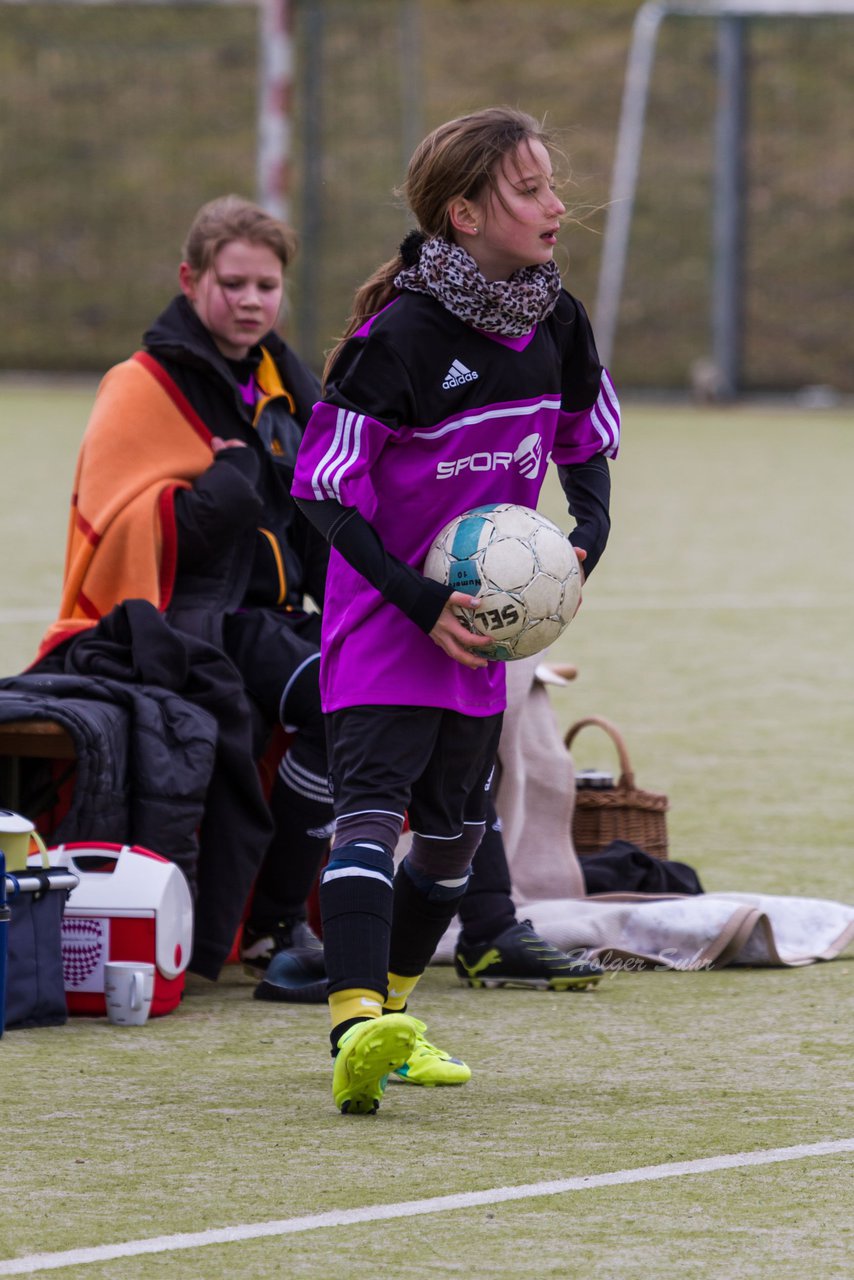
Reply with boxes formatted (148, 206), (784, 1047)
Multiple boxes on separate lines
(30, 830), (49, 869)
(564, 715), (635, 787)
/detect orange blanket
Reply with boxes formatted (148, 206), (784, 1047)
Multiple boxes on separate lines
(39, 352), (213, 658)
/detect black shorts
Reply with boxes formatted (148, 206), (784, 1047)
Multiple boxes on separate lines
(222, 607), (321, 717)
(327, 705), (503, 839)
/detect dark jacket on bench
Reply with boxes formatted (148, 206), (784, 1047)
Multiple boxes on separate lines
(3, 600), (276, 979)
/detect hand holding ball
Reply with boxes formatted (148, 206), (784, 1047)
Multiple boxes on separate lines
(423, 504), (582, 661)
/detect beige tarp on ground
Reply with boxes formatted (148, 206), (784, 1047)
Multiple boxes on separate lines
(429, 658), (854, 970)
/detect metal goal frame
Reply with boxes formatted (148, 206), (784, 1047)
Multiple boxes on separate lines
(594, 0), (854, 396)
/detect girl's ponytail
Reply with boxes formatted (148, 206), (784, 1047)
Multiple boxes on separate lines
(322, 232), (427, 386)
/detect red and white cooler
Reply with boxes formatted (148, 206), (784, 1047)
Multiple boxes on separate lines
(46, 843), (194, 1017)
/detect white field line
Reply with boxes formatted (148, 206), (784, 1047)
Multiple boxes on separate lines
(584, 593), (849, 612)
(0, 593), (850, 629)
(1, 1139), (852, 1276)
(0, 594), (848, 629)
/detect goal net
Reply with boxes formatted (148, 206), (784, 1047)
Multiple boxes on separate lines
(1, 0), (852, 392)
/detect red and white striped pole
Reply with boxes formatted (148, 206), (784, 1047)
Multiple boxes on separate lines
(257, 0), (293, 221)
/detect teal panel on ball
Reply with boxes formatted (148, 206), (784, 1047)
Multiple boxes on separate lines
(450, 509), (494, 561)
(488, 642), (513, 660)
(449, 561), (481, 593)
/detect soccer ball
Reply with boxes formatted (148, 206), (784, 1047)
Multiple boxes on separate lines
(422, 503), (581, 661)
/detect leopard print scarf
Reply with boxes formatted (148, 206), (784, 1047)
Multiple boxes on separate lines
(393, 234), (562, 337)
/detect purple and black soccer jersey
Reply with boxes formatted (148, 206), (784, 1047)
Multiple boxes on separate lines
(291, 288), (620, 716)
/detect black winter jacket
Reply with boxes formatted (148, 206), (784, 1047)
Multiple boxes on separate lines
(142, 296), (327, 645)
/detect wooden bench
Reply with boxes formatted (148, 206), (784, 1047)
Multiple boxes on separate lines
(0, 720), (76, 811)
(0, 662), (580, 813)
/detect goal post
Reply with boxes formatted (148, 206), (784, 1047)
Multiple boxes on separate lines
(594, 0), (854, 397)
(256, 0), (294, 220)
(2, 0), (294, 214)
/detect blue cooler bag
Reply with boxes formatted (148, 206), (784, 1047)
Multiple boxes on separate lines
(3, 865), (79, 1032)
(0, 852), (9, 1033)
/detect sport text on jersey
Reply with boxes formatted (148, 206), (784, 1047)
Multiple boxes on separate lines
(436, 432), (543, 481)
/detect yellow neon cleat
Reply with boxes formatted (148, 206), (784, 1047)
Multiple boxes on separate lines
(392, 1019), (471, 1087)
(332, 1014), (418, 1115)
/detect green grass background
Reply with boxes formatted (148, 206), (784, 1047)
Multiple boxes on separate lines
(0, 388), (852, 1277)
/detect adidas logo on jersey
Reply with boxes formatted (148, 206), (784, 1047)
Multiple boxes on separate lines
(442, 358), (479, 389)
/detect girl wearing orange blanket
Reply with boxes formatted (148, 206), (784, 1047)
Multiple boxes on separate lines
(42, 196), (332, 982)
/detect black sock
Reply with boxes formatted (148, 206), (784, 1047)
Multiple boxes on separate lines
(388, 862), (466, 977)
(330, 1016), (372, 1055)
(249, 772), (332, 928)
(320, 842), (393, 995)
(457, 799), (516, 946)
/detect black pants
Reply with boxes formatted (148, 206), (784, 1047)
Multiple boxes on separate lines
(329, 705), (502, 862)
(222, 607), (326, 770)
(457, 794), (517, 944)
(321, 704), (503, 995)
(222, 608), (334, 929)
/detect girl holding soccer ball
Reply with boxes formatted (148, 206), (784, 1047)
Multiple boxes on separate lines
(291, 106), (620, 1114)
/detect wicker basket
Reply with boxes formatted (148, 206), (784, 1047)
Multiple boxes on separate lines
(564, 716), (669, 860)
